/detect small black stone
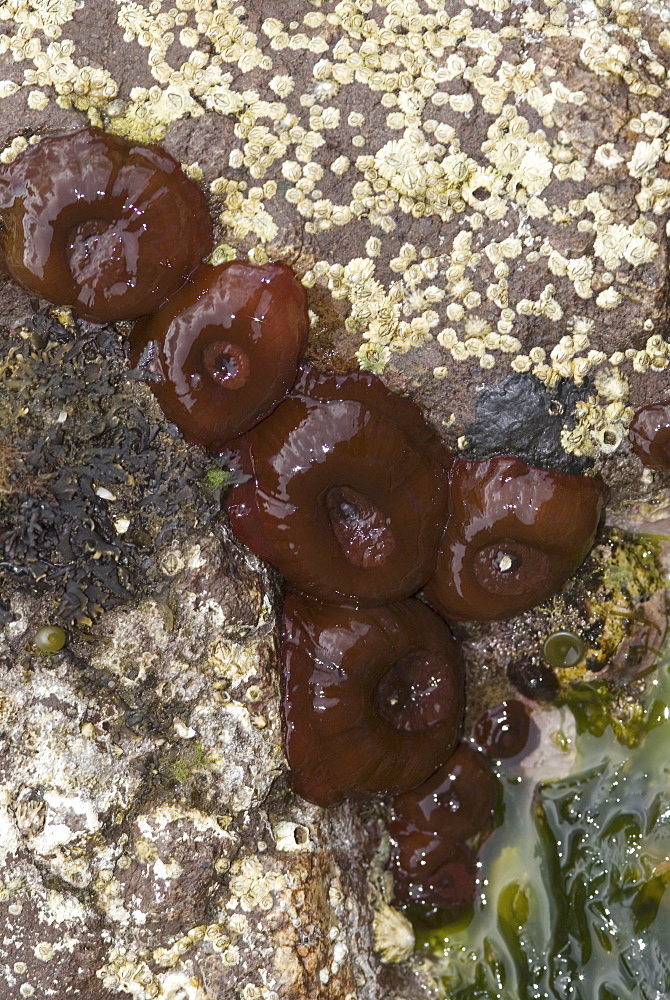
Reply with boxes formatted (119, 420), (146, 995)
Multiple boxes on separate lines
(507, 656), (560, 702)
(463, 373), (592, 474)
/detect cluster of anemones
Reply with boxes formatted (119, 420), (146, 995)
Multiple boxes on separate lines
(6, 125), (664, 926)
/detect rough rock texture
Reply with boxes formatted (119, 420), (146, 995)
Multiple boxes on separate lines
(1, 1), (670, 998)
(0, 555), (424, 1000)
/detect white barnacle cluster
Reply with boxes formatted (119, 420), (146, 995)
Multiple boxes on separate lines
(153, 923), (228, 969)
(0, 0), (79, 40)
(130, 908), (262, 995)
(0, 0), (666, 440)
(557, 330), (670, 458)
(624, 331), (670, 374)
(562, 379), (635, 459)
(0, 0), (118, 114)
(228, 855), (286, 912)
(577, 20), (663, 98)
(97, 948), (163, 999)
(217, 178), (281, 243)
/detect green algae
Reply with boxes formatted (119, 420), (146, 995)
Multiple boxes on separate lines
(423, 649), (670, 1000)
(574, 529), (664, 677)
(557, 680), (648, 749)
(203, 465), (234, 492)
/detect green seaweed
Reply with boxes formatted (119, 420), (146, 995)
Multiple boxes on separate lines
(203, 465), (234, 491)
(167, 743), (214, 785)
(556, 680), (648, 748)
(426, 652), (670, 1000)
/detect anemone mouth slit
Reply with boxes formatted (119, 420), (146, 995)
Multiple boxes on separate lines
(323, 484), (396, 568)
(375, 651), (455, 733)
(201, 340), (251, 389)
(472, 538), (550, 596)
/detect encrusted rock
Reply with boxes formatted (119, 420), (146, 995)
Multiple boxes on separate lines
(2, 1), (670, 998)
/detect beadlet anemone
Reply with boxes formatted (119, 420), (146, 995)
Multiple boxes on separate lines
(629, 401), (670, 470)
(389, 742), (499, 919)
(130, 260), (309, 449)
(423, 455), (607, 622)
(473, 699), (532, 760)
(227, 365), (452, 606)
(0, 127), (213, 323)
(281, 593), (465, 806)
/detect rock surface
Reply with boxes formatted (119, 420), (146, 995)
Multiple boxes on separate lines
(1, 1), (670, 998)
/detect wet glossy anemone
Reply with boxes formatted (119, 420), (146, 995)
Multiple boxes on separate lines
(130, 260), (309, 449)
(389, 743), (498, 918)
(629, 401), (670, 470)
(390, 834), (479, 920)
(473, 699), (533, 760)
(507, 655), (560, 702)
(0, 127), (213, 323)
(423, 455), (606, 622)
(228, 367), (452, 605)
(281, 593), (464, 806)
(391, 742), (498, 842)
